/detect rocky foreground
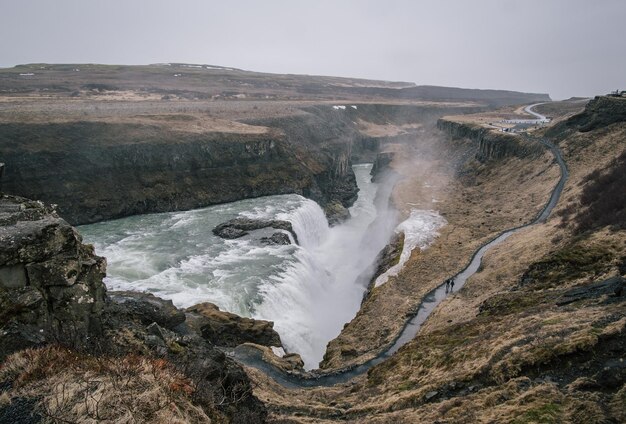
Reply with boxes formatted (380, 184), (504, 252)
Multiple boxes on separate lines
(0, 194), (295, 423)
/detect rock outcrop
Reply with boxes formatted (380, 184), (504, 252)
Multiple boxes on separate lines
(370, 151), (396, 182)
(436, 119), (544, 162)
(260, 232), (291, 245)
(0, 123), (320, 225)
(186, 302), (282, 348)
(107, 291), (186, 330)
(0, 108), (362, 226)
(213, 217), (298, 243)
(323, 201), (351, 226)
(0, 194), (106, 360)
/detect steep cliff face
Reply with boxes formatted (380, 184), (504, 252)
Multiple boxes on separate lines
(0, 195), (107, 359)
(437, 119), (543, 161)
(246, 106), (361, 209)
(0, 113), (357, 225)
(0, 195), (269, 422)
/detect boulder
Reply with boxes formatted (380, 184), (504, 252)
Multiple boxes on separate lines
(260, 232), (291, 245)
(324, 201), (351, 226)
(213, 217), (299, 244)
(107, 291), (186, 330)
(186, 302), (282, 347)
(556, 276), (625, 306)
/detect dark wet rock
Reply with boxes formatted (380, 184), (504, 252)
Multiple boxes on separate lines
(370, 151), (395, 181)
(593, 358), (626, 388)
(556, 276), (625, 306)
(361, 232), (405, 303)
(215, 226), (248, 239)
(213, 217), (299, 244)
(146, 321), (169, 341)
(324, 201), (351, 226)
(107, 291), (186, 330)
(260, 232), (291, 245)
(0, 194), (106, 361)
(186, 302), (282, 348)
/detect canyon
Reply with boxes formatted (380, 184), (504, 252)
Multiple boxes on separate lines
(0, 64), (624, 423)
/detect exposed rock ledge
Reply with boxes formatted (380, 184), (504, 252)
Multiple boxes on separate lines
(213, 216), (299, 244)
(186, 302), (282, 348)
(0, 194), (284, 357)
(361, 231), (405, 304)
(436, 118), (544, 161)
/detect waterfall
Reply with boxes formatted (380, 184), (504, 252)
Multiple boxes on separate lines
(253, 166), (398, 368)
(277, 199), (330, 249)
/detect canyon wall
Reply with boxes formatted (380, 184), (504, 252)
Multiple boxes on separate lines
(1, 104), (482, 225)
(436, 119), (544, 161)
(1, 109), (361, 225)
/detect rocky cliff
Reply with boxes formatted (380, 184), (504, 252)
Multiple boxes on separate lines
(1, 102), (486, 226)
(0, 112), (357, 225)
(0, 195), (107, 359)
(436, 119), (544, 161)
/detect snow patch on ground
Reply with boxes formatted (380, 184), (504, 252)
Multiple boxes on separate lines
(375, 209), (447, 287)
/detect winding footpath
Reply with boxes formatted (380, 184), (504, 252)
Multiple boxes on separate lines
(231, 105), (569, 389)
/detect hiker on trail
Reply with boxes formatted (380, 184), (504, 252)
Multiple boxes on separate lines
(450, 278), (455, 291)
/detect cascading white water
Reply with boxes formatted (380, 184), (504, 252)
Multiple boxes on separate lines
(79, 164), (445, 369)
(247, 164), (397, 367)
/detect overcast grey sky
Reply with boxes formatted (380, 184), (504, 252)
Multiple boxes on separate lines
(1, 0), (624, 99)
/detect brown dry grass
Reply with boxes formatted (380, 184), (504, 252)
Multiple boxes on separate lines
(0, 346), (217, 423)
